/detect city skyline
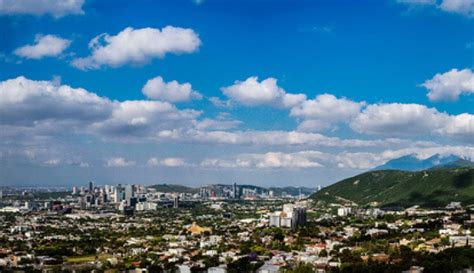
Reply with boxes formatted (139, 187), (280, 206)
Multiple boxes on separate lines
(1, 0), (473, 187)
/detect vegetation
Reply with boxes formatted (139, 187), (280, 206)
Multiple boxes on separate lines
(148, 184), (199, 194)
(311, 167), (474, 208)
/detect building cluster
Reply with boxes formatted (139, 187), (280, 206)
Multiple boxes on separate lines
(1, 184), (473, 273)
(269, 203), (307, 230)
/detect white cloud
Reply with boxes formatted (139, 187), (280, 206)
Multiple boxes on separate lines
(422, 68), (474, 102)
(397, 0), (474, 16)
(201, 145), (474, 170)
(0, 76), (201, 141)
(0, 0), (84, 17)
(202, 151), (324, 169)
(438, 113), (474, 142)
(14, 34), (71, 59)
(351, 103), (445, 136)
(180, 129), (434, 148)
(105, 157), (135, 167)
(91, 100), (201, 140)
(43, 158), (61, 166)
(0, 76), (112, 126)
(290, 94), (365, 132)
(439, 0), (474, 16)
(161, 157), (189, 167)
(147, 157), (189, 167)
(72, 26), (201, 70)
(209, 97), (232, 108)
(142, 76), (202, 102)
(351, 103), (474, 143)
(221, 76), (306, 108)
(397, 0), (436, 5)
(195, 117), (241, 131)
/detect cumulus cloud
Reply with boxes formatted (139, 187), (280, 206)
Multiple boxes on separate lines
(397, 0), (474, 16)
(161, 157), (189, 167)
(221, 76), (306, 108)
(105, 157), (135, 167)
(0, 76), (112, 127)
(202, 145), (474, 170)
(350, 103), (474, 143)
(194, 113), (241, 131)
(147, 157), (189, 167)
(0, 76), (202, 142)
(72, 26), (201, 70)
(14, 34), (71, 59)
(176, 129), (436, 148)
(290, 94), (365, 132)
(202, 151), (324, 169)
(142, 76), (202, 102)
(0, 0), (84, 17)
(90, 100), (201, 140)
(422, 68), (474, 102)
(439, 0), (474, 16)
(209, 97), (232, 108)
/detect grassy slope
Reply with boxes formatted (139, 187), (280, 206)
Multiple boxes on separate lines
(311, 168), (474, 208)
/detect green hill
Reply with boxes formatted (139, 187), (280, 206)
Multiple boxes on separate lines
(311, 168), (474, 208)
(148, 184), (199, 194)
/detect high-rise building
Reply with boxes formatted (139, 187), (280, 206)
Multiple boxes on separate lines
(88, 181), (94, 193)
(269, 204), (307, 230)
(173, 196), (180, 208)
(232, 182), (239, 199)
(72, 186), (77, 195)
(124, 184), (134, 206)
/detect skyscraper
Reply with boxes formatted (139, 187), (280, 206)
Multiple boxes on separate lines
(233, 182), (239, 199)
(124, 184), (134, 206)
(174, 196), (180, 208)
(88, 181), (94, 193)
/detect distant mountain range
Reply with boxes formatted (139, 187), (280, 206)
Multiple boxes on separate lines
(148, 184), (199, 194)
(373, 154), (473, 171)
(311, 167), (474, 208)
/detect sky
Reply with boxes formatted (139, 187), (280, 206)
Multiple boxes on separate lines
(0, 0), (473, 188)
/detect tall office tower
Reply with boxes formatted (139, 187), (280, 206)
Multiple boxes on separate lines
(173, 196), (180, 208)
(72, 186), (77, 195)
(124, 184), (134, 206)
(290, 207), (307, 230)
(88, 181), (94, 193)
(233, 182), (238, 199)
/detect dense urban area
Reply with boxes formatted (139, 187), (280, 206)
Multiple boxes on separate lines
(0, 181), (473, 273)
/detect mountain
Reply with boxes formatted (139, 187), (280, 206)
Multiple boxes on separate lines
(373, 154), (462, 171)
(148, 184), (199, 194)
(311, 167), (474, 208)
(431, 159), (474, 169)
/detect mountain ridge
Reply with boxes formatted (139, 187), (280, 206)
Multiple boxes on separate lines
(373, 154), (469, 171)
(311, 167), (474, 208)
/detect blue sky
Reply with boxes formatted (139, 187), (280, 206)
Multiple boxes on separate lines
(0, 0), (473, 187)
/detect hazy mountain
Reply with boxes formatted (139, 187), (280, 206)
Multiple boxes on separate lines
(373, 154), (463, 171)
